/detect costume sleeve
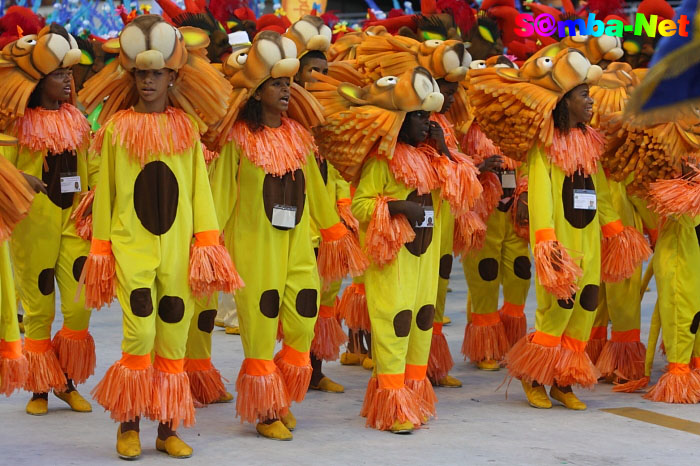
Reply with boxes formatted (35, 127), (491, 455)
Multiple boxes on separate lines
(0, 144), (19, 166)
(208, 140), (240, 232)
(595, 168), (622, 231)
(629, 193), (659, 245)
(306, 152), (367, 281)
(84, 147), (101, 189)
(527, 146), (555, 238)
(333, 166), (357, 233)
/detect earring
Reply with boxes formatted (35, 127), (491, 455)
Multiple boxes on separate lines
(169, 83), (173, 87)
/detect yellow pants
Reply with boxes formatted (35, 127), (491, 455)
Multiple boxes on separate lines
(1, 241), (27, 396)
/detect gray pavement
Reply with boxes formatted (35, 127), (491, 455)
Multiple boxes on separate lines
(1, 261), (698, 465)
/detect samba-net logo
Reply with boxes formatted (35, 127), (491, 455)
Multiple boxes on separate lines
(515, 13), (690, 38)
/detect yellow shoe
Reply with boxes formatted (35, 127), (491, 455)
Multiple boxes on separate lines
(389, 420), (414, 434)
(310, 376), (345, 393)
(281, 410), (296, 431)
(550, 386), (587, 410)
(116, 427), (141, 460)
(156, 436), (193, 458)
(54, 390), (92, 412)
(26, 397), (48, 416)
(521, 381), (552, 409)
(437, 375), (463, 388)
(256, 421), (293, 440)
(362, 357), (374, 371)
(340, 352), (362, 366)
(214, 321), (225, 328)
(442, 315), (452, 326)
(224, 326), (240, 335)
(214, 391), (234, 403)
(476, 359), (501, 371)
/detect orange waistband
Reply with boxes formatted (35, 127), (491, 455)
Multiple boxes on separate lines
(184, 357), (213, 372)
(194, 229), (220, 247)
(320, 222), (348, 242)
(241, 358), (277, 377)
(589, 326), (608, 340)
(405, 364), (427, 381)
(500, 302), (525, 317)
(56, 326), (89, 340)
(433, 322), (444, 335)
(531, 331), (561, 347)
(278, 344), (310, 367)
(561, 335), (587, 353)
(668, 362), (691, 375)
(610, 329), (640, 343)
(534, 228), (556, 244)
(24, 337), (53, 353)
(0, 339), (22, 359)
(471, 311), (501, 326)
(154, 354), (185, 374)
(119, 352), (152, 370)
(377, 373), (405, 390)
(601, 219), (624, 238)
(319, 305), (335, 319)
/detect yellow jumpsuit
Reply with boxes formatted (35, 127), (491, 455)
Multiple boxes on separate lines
(353, 150), (442, 430)
(1, 241), (26, 395)
(2, 105), (96, 393)
(89, 107), (227, 429)
(506, 141), (622, 388)
(209, 118), (353, 424)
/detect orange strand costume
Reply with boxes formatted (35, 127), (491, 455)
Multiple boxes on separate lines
(80, 16), (238, 434)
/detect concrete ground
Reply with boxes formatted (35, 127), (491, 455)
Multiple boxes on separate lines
(1, 261), (698, 465)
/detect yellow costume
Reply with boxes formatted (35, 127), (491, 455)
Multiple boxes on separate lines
(0, 25), (96, 400)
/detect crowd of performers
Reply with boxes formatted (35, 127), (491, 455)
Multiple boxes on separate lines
(0, 0), (699, 459)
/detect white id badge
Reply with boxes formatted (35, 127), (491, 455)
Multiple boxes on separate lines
(271, 204), (297, 229)
(416, 209), (435, 228)
(60, 174), (81, 193)
(501, 170), (516, 189)
(573, 189), (597, 210)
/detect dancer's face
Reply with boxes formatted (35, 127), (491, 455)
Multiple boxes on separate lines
(134, 68), (175, 104)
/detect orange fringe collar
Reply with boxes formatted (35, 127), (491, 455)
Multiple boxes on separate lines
(229, 118), (316, 177)
(548, 127), (605, 176)
(11, 104), (90, 154)
(91, 107), (198, 166)
(388, 143), (440, 195)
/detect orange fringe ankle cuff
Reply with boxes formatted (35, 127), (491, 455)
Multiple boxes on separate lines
(405, 377), (438, 417)
(499, 306), (527, 347)
(91, 360), (154, 423)
(83, 246), (116, 310)
(185, 360), (228, 405)
(555, 346), (600, 389)
(0, 352), (28, 396)
(365, 196), (415, 267)
(461, 318), (510, 363)
(23, 342), (67, 393)
(338, 283), (370, 331)
(317, 223), (369, 283)
(51, 328), (96, 385)
(274, 348), (312, 403)
(613, 376), (650, 393)
(71, 189), (95, 241)
(533, 239), (582, 300)
(427, 331), (454, 382)
(361, 377), (429, 431)
(505, 334), (560, 386)
(596, 340), (646, 381)
(310, 315), (348, 362)
(453, 211), (487, 256)
(585, 337), (606, 365)
(151, 368), (196, 429)
(189, 237), (244, 297)
(235, 361), (289, 424)
(601, 226), (651, 283)
(644, 365), (700, 404)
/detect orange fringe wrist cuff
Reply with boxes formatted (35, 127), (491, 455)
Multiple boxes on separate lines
(83, 240), (116, 310)
(433, 155), (482, 216)
(453, 211), (487, 257)
(235, 360), (289, 424)
(474, 172), (502, 221)
(338, 283), (370, 331)
(601, 226), (651, 283)
(0, 350), (28, 397)
(649, 170), (700, 217)
(405, 377), (437, 417)
(23, 341), (67, 393)
(274, 347), (312, 403)
(365, 196), (415, 267)
(189, 232), (244, 297)
(596, 340), (646, 381)
(533, 240), (582, 300)
(71, 189), (95, 241)
(151, 368), (195, 429)
(555, 346), (600, 389)
(336, 199), (359, 234)
(0, 156), (34, 242)
(51, 328), (96, 385)
(91, 360), (154, 423)
(511, 177), (530, 240)
(185, 359), (228, 405)
(427, 331), (454, 382)
(361, 377), (430, 430)
(310, 315), (348, 362)
(505, 333), (559, 386)
(317, 223), (369, 283)
(499, 304), (527, 347)
(643, 366), (700, 404)
(461, 318), (510, 363)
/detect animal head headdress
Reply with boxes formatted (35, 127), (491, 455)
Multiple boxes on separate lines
(285, 15), (332, 58)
